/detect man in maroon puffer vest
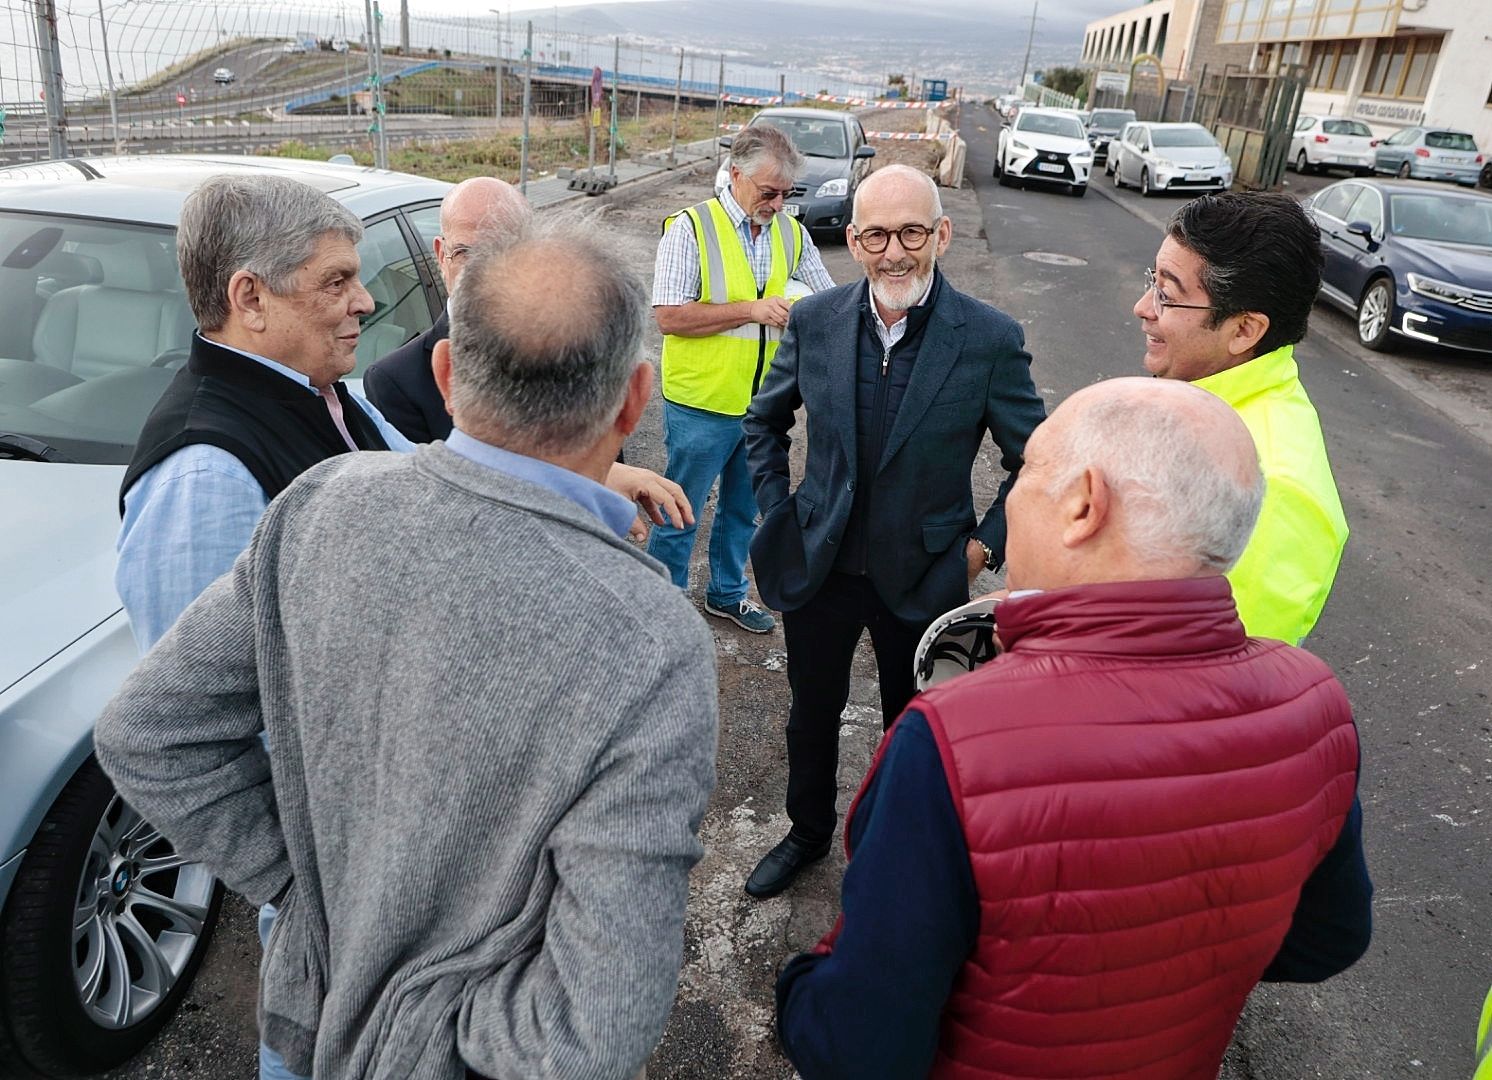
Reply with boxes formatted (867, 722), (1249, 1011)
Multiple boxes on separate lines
(775, 377), (1372, 1079)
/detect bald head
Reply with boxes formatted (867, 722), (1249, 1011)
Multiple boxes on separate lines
(442, 222), (648, 456)
(851, 163), (942, 226)
(1004, 377), (1263, 591)
(435, 176), (531, 291)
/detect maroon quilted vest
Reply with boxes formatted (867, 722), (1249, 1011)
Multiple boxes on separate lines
(873, 577), (1359, 1079)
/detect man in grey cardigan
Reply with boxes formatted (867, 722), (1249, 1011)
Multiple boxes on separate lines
(95, 225), (719, 1080)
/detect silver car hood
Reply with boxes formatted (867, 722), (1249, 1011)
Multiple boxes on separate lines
(0, 462), (125, 693)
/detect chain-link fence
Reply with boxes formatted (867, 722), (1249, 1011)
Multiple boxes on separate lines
(1, 0), (891, 183)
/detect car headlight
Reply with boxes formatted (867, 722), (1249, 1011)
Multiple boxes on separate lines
(1011, 139), (1030, 152)
(815, 178), (848, 198)
(1151, 157), (1173, 169)
(1072, 151), (1093, 162)
(1407, 273), (1473, 303)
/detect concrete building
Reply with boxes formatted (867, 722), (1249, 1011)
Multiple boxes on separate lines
(1082, 0), (1492, 147)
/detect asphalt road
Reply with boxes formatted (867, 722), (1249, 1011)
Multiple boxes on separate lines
(80, 121), (1492, 1078)
(962, 102), (1492, 1080)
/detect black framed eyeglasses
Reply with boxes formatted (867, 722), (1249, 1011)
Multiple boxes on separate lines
(853, 223), (937, 254)
(1144, 266), (1212, 313)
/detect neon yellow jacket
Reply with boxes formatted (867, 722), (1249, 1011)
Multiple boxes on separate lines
(659, 198), (802, 416)
(1194, 345), (1349, 645)
(1477, 985), (1492, 1080)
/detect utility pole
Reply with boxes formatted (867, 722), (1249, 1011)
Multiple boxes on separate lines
(33, 0), (68, 159)
(366, 0), (388, 169)
(669, 47), (683, 166)
(520, 20), (532, 194)
(96, 0), (120, 153)
(489, 7), (503, 128)
(399, 0), (409, 52)
(608, 36), (619, 182)
(712, 53), (724, 162)
(1019, 0), (1039, 91)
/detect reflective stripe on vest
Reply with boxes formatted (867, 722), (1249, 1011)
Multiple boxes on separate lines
(660, 197), (803, 416)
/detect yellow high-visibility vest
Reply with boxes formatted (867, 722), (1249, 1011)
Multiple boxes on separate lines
(1476, 985), (1492, 1080)
(1194, 344), (1349, 645)
(659, 197), (803, 417)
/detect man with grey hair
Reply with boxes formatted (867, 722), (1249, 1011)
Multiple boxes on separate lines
(741, 163), (1045, 898)
(774, 377), (1371, 1078)
(365, 175), (690, 539)
(117, 171), (419, 1080)
(97, 226), (718, 1080)
(649, 122), (836, 634)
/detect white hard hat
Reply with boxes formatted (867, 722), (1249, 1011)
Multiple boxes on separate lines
(913, 597), (1002, 691)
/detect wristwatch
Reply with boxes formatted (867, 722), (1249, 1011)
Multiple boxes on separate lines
(974, 538), (994, 570)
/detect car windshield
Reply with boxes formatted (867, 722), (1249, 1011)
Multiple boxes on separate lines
(1018, 113), (1086, 139)
(0, 212), (188, 465)
(1152, 127), (1218, 148)
(1388, 193), (1492, 246)
(756, 117), (848, 158)
(1322, 119), (1371, 137)
(1090, 110), (1136, 129)
(1425, 131), (1477, 151)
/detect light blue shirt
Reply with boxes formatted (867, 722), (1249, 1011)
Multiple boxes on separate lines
(116, 344), (415, 651)
(444, 429), (636, 540)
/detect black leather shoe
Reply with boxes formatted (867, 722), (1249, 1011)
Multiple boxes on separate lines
(745, 833), (832, 899)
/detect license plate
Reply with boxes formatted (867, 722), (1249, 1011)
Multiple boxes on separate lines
(1036, 162), (1063, 173)
(784, 203), (801, 217)
(1186, 170), (1211, 181)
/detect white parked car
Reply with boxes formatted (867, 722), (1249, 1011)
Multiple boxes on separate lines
(1112, 121), (1234, 197)
(993, 107), (1093, 197)
(0, 154), (449, 1076)
(1290, 115), (1375, 176)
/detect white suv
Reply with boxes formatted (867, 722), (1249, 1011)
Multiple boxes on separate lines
(993, 107), (1093, 197)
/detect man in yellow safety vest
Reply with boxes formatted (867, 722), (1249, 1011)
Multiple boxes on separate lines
(649, 124), (836, 633)
(1135, 192), (1349, 645)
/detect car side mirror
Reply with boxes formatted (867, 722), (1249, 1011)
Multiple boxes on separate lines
(718, 136), (733, 150)
(854, 145), (876, 159)
(1346, 219), (1375, 240)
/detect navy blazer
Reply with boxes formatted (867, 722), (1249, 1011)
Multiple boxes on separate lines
(364, 309), (451, 444)
(743, 277), (1045, 624)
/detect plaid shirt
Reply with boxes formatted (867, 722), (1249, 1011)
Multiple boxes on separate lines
(651, 185), (835, 306)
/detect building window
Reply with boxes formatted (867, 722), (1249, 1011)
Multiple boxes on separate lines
(1308, 40), (1359, 91)
(1218, 0), (1397, 44)
(1363, 35), (1441, 100)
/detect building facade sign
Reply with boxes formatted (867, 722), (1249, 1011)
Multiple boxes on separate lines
(1352, 97), (1425, 126)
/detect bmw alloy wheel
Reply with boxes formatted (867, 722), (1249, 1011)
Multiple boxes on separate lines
(72, 795), (216, 1030)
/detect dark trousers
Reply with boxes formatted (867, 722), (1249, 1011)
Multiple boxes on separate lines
(781, 572), (927, 846)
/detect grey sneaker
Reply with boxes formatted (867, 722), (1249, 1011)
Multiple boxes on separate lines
(704, 597), (776, 634)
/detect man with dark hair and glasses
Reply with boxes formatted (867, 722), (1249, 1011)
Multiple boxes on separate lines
(741, 163), (1045, 898)
(1136, 191), (1348, 645)
(650, 124), (835, 633)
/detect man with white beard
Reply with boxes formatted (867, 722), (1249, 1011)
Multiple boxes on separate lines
(741, 164), (1045, 899)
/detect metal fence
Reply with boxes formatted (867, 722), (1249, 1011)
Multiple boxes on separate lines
(0, 0), (889, 179)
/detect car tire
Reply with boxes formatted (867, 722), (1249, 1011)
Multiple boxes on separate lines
(997, 161), (1017, 188)
(0, 759), (222, 1077)
(1069, 183), (1087, 198)
(1397, 161), (1411, 180)
(1356, 277), (1395, 352)
(1296, 149), (1312, 175)
(1140, 167), (1156, 197)
(992, 150), (1003, 180)
(1113, 162), (1126, 189)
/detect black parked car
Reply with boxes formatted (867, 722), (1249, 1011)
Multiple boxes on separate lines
(1086, 107), (1136, 166)
(1306, 177), (1492, 354)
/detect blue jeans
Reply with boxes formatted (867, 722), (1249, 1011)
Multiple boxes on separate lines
(257, 903), (311, 1080)
(646, 401), (757, 607)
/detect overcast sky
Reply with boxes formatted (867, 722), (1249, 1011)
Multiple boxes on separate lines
(503, 0), (1127, 20)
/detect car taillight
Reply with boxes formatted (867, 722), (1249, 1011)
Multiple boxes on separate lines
(1478, 154), (1486, 164)
(1370, 139), (1380, 147)
(1314, 134), (1329, 143)
(1415, 147), (1431, 157)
